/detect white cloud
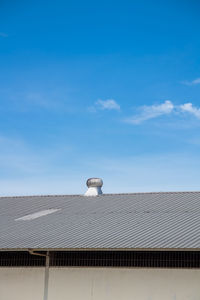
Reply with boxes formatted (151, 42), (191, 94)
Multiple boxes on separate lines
(180, 103), (200, 119)
(125, 100), (174, 124)
(95, 99), (120, 111)
(181, 78), (200, 86)
(125, 101), (200, 125)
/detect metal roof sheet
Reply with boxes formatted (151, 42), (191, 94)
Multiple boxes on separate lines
(0, 192), (200, 250)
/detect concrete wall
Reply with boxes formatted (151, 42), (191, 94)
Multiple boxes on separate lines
(0, 268), (44, 300)
(0, 267), (200, 300)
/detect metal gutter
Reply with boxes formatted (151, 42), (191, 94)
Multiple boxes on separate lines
(0, 247), (200, 252)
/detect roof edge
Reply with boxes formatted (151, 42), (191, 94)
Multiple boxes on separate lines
(1, 190), (200, 199)
(1, 247), (200, 252)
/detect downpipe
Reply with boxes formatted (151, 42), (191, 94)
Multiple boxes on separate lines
(29, 250), (50, 300)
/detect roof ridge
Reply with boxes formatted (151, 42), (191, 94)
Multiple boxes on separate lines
(103, 191), (200, 195)
(0, 194), (81, 199)
(0, 190), (200, 199)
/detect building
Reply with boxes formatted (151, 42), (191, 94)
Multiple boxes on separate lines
(0, 178), (200, 300)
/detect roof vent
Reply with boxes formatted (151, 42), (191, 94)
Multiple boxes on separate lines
(84, 178), (103, 196)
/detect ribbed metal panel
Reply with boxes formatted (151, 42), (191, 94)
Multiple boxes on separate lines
(0, 192), (200, 249)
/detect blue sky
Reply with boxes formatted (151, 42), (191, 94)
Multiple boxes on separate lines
(1, 0), (200, 195)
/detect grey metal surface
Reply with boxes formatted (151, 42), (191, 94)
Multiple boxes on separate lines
(0, 192), (200, 250)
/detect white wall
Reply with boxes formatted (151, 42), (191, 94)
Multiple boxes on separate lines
(0, 267), (200, 300)
(0, 268), (44, 300)
(48, 268), (200, 300)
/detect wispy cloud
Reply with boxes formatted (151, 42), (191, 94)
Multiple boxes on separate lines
(89, 99), (120, 112)
(125, 101), (200, 125)
(181, 78), (200, 86)
(0, 32), (8, 37)
(180, 103), (200, 119)
(0, 135), (46, 175)
(26, 92), (57, 109)
(96, 99), (120, 110)
(125, 100), (174, 124)
(86, 153), (200, 193)
(1, 89), (71, 112)
(0, 135), (77, 196)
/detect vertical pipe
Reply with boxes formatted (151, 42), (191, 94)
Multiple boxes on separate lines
(43, 251), (50, 300)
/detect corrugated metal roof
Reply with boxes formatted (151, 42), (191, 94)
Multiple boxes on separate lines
(0, 192), (200, 250)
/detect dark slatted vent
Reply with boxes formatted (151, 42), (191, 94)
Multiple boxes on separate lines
(0, 251), (200, 268)
(0, 252), (45, 267)
(51, 251), (200, 268)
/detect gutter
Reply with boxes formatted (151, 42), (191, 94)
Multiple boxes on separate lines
(1, 247), (200, 252)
